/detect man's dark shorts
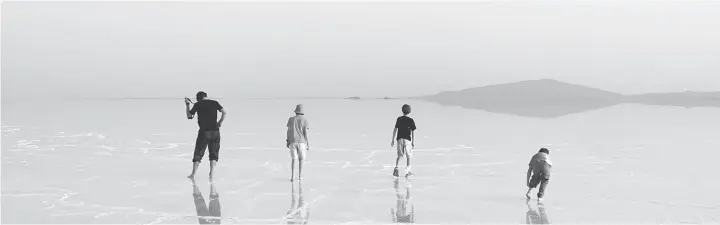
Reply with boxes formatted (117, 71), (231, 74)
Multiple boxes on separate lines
(193, 130), (221, 162)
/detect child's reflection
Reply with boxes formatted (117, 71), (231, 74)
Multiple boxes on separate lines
(525, 200), (549, 224)
(191, 178), (221, 224)
(391, 179), (414, 223)
(285, 181), (310, 224)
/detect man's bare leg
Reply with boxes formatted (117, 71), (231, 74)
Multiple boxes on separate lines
(290, 159), (296, 181)
(210, 179), (217, 194)
(209, 160), (217, 178)
(190, 177), (202, 197)
(191, 177), (198, 189)
(188, 162), (200, 178)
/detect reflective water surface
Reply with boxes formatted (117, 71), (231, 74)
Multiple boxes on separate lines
(3, 99), (720, 224)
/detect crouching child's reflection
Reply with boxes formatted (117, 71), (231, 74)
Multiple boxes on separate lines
(525, 200), (549, 224)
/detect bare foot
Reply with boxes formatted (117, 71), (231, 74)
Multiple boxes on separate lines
(187, 174), (195, 179)
(209, 172), (214, 179)
(290, 177), (294, 182)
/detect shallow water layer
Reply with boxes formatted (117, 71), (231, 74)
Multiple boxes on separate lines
(2, 99), (720, 224)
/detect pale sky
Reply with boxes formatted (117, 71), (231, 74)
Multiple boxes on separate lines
(2, 1), (720, 100)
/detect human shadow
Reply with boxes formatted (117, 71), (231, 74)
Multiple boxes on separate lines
(525, 200), (550, 224)
(285, 181), (310, 224)
(391, 178), (415, 223)
(191, 178), (222, 224)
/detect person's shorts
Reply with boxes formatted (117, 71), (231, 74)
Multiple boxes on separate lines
(396, 139), (413, 158)
(192, 130), (221, 162)
(529, 163), (551, 188)
(289, 142), (308, 160)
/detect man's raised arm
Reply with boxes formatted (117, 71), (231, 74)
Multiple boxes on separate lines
(185, 98), (195, 119)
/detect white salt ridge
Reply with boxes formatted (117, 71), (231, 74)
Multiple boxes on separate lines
(95, 145), (118, 151)
(456, 144), (473, 149)
(225, 181), (264, 195)
(138, 143), (182, 152)
(149, 133), (184, 136)
(49, 133), (107, 140)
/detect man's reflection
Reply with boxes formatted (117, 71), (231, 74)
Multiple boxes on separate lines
(191, 178), (222, 224)
(285, 181), (310, 224)
(525, 200), (549, 224)
(391, 178), (414, 223)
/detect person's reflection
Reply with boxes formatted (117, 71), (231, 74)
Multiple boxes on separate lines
(525, 200), (549, 224)
(191, 178), (222, 224)
(391, 179), (415, 223)
(285, 181), (310, 224)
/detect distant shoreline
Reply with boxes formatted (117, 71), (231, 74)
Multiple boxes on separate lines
(411, 79), (720, 118)
(74, 79), (720, 107)
(80, 97), (408, 100)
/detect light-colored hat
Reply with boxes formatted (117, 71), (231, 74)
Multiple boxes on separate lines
(294, 104), (305, 114)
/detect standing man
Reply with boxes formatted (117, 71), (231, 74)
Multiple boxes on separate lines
(185, 91), (227, 179)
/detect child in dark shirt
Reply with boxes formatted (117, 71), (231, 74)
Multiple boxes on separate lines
(391, 104), (417, 177)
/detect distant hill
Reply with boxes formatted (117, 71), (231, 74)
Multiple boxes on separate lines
(412, 79), (720, 118)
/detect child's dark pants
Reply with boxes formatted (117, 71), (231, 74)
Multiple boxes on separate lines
(529, 163), (551, 198)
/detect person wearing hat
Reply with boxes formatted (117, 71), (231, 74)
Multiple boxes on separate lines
(185, 91), (227, 179)
(286, 104), (310, 181)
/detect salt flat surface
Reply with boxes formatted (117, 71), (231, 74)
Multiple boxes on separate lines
(3, 99), (720, 224)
